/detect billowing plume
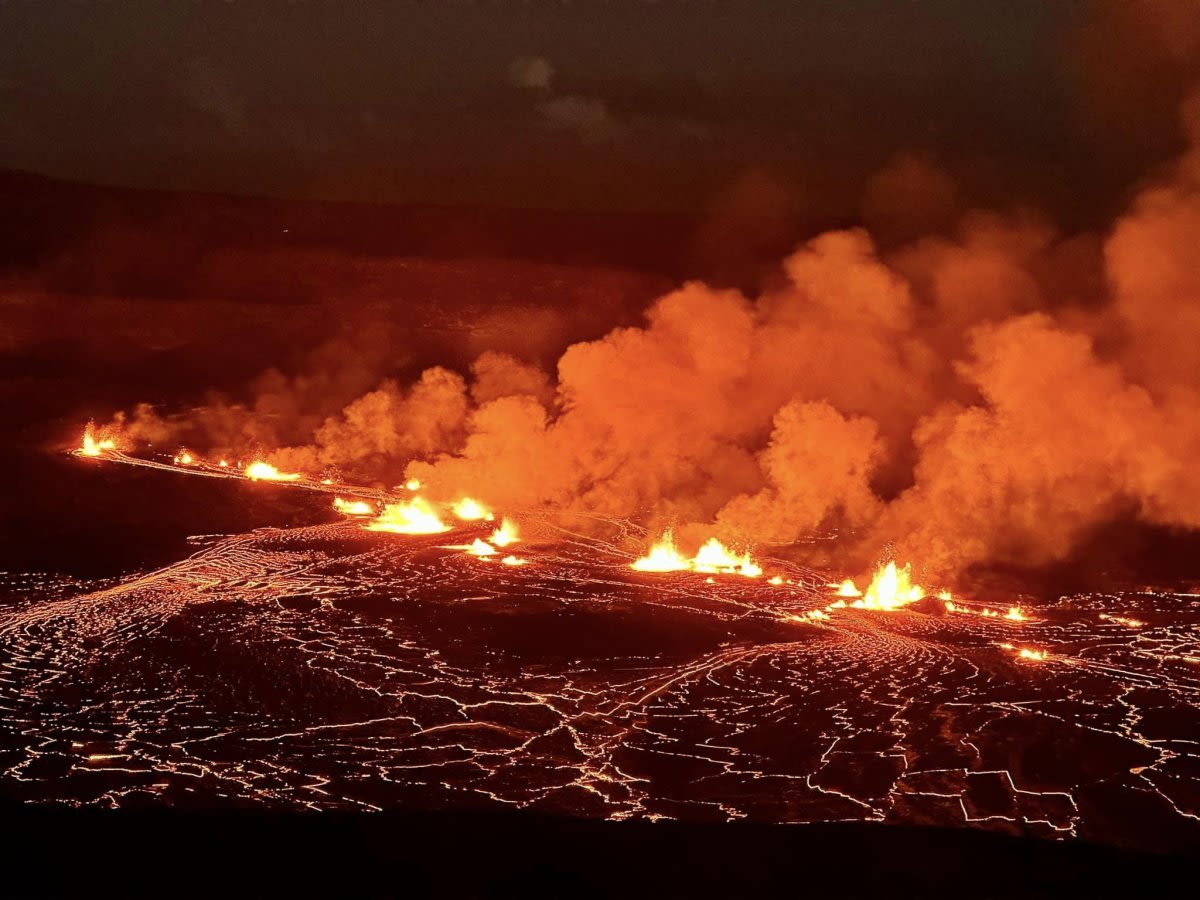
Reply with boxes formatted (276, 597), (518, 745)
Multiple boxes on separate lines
(96, 82), (1200, 585)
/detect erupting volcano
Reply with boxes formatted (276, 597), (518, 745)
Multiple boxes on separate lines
(8, 431), (1192, 849)
(8, 4), (1200, 883)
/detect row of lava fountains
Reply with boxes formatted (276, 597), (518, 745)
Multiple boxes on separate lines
(73, 422), (1104, 663)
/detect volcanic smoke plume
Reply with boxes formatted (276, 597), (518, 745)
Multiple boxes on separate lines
(95, 82), (1200, 586)
(79, 0), (1200, 588)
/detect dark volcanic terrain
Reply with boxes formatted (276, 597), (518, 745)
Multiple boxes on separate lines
(2, 459), (1198, 853)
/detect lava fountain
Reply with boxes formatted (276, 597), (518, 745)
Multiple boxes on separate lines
(452, 498), (494, 521)
(244, 461), (302, 482)
(851, 561), (926, 611)
(632, 531), (762, 577)
(490, 519), (519, 547)
(78, 424), (116, 457)
(366, 498), (451, 535)
(631, 530), (691, 572)
(333, 497), (375, 517)
(691, 538), (763, 577)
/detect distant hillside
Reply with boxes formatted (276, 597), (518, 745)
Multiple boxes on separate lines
(0, 168), (821, 297)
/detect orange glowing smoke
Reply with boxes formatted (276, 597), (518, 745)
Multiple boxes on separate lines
(78, 424), (116, 457)
(490, 518), (519, 547)
(333, 497), (374, 516)
(632, 531), (762, 577)
(244, 461), (302, 482)
(366, 498), (450, 534)
(452, 497), (494, 521)
(851, 561), (925, 611)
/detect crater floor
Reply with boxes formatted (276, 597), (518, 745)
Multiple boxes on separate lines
(2, 508), (1198, 851)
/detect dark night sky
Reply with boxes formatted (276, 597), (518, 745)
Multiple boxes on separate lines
(0, 1), (1192, 219)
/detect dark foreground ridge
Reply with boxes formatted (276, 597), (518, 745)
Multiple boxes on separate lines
(4, 807), (1195, 897)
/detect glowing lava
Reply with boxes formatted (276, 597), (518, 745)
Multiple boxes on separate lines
(405, 479), (421, 491)
(943, 598), (1031, 621)
(173, 449), (196, 466)
(78, 424), (116, 457)
(691, 538), (762, 577)
(632, 531), (762, 577)
(998, 642), (1050, 661)
(501, 555), (527, 566)
(832, 579), (863, 598)
(466, 539), (497, 557)
(1100, 613), (1144, 628)
(631, 530), (692, 573)
(244, 461), (302, 482)
(333, 497), (374, 517)
(490, 518), (519, 547)
(452, 498), (494, 521)
(852, 561), (925, 611)
(366, 498), (451, 535)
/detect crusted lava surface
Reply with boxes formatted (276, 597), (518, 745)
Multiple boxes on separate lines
(1, 465), (1199, 853)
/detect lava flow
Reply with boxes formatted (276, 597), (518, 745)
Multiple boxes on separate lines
(13, 457), (1200, 845)
(333, 497), (375, 516)
(9, 438), (1196, 845)
(244, 461), (302, 482)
